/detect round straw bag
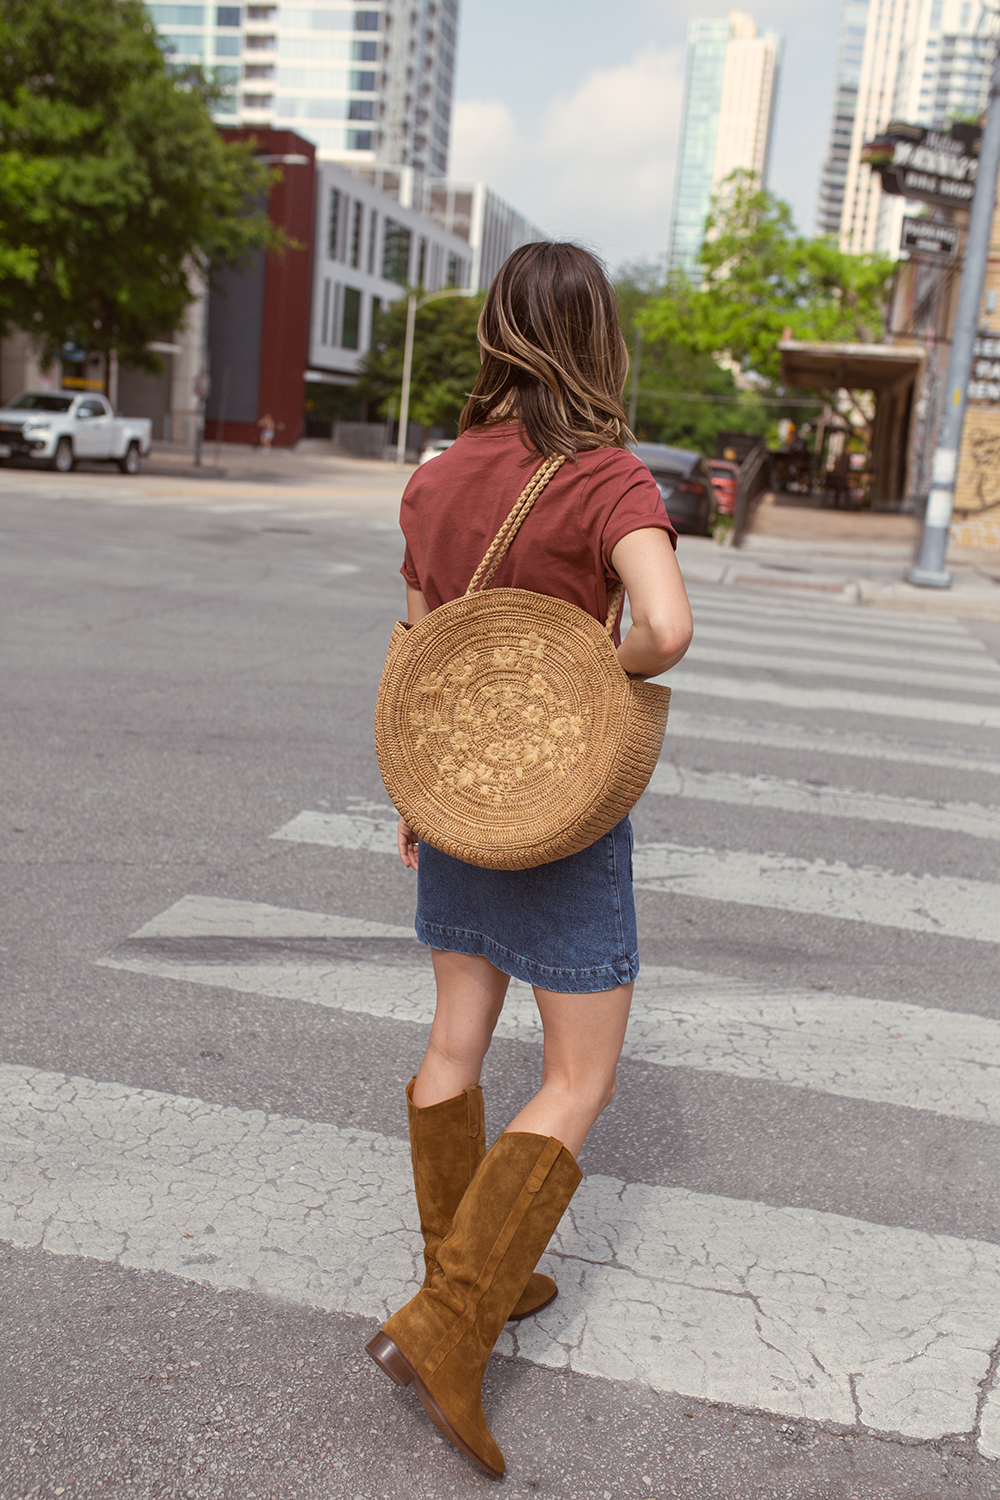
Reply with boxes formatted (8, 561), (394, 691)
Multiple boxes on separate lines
(375, 456), (671, 870)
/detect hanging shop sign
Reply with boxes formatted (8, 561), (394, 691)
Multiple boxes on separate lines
(900, 216), (960, 257)
(862, 121), (981, 209)
(967, 334), (1000, 402)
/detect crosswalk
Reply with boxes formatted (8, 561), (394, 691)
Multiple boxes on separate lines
(4, 581), (999, 1462)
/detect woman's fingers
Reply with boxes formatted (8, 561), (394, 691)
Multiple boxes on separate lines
(397, 817), (419, 869)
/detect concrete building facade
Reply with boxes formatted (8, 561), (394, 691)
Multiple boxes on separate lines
(668, 11), (781, 280)
(818, 0), (992, 255)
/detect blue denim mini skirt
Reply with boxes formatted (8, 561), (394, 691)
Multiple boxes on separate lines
(415, 816), (638, 994)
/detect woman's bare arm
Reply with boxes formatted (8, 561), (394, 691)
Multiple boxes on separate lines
(610, 528), (693, 679)
(407, 585), (431, 624)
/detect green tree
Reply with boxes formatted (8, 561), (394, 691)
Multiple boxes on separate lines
(615, 260), (769, 450)
(355, 291), (485, 433)
(0, 0), (277, 379)
(643, 172), (894, 384)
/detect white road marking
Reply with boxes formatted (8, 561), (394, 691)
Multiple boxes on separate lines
(273, 809), (399, 853)
(271, 813), (1000, 942)
(99, 896), (1000, 1125)
(685, 588), (972, 639)
(691, 620), (1000, 675)
(665, 711), (1000, 777)
(632, 842), (999, 943)
(677, 642), (1000, 697)
(647, 763), (1000, 840)
(657, 670), (1000, 728)
(2, 1063), (998, 1451)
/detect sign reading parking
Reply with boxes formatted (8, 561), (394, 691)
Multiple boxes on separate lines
(901, 217), (960, 258)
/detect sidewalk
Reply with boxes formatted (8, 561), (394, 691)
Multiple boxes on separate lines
(677, 492), (1000, 621)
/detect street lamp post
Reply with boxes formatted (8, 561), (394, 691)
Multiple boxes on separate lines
(395, 285), (477, 464)
(909, 37), (1000, 588)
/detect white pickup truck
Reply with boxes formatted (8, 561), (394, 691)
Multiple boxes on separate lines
(0, 391), (153, 474)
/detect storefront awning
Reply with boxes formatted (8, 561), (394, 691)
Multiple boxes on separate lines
(779, 340), (924, 392)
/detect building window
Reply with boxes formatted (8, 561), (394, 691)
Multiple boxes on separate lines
(350, 70), (376, 91)
(370, 296), (382, 347)
(446, 252), (461, 287)
(217, 4), (240, 23)
(382, 218), (412, 285)
(367, 208), (378, 274)
(160, 32), (207, 56)
(416, 236), (427, 286)
(341, 287), (362, 349)
(347, 130), (373, 150)
(349, 99), (374, 119)
(352, 40), (377, 61)
(242, 91), (272, 107)
(328, 188), (341, 260)
(215, 33), (240, 53)
(244, 62), (272, 77)
(321, 278), (331, 344)
(147, 4), (206, 21)
(350, 199), (363, 268)
(244, 33), (275, 48)
(354, 9), (379, 30)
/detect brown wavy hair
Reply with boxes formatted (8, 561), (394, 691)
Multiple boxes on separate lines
(459, 241), (632, 458)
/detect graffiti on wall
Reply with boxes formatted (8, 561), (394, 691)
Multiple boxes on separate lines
(967, 423), (1000, 514)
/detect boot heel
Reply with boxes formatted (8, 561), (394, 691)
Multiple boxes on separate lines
(365, 1330), (414, 1387)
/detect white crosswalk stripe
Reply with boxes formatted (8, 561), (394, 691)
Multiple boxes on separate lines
(8, 584), (1000, 1461)
(691, 619), (1000, 674)
(4, 1062), (1000, 1448)
(271, 813), (999, 941)
(99, 895), (1000, 1126)
(679, 640), (1000, 695)
(665, 710), (1000, 776)
(647, 763), (1000, 839)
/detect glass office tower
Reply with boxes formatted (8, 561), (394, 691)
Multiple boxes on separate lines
(668, 13), (782, 281)
(148, 1), (458, 177)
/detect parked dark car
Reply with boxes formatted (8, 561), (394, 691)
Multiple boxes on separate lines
(631, 443), (718, 536)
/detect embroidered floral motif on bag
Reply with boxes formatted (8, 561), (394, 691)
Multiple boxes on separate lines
(411, 631), (592, 807)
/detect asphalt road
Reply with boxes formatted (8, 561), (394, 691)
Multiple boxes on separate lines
(2, 461), (999, 1500)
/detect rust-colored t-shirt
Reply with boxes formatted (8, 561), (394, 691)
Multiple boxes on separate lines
(400, 425), (676, 642)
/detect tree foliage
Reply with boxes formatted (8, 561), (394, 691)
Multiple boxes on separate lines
(0, 0), (277, 370)
(615, 259), (770, 451)
(643, 172), (894, 384)
(355, 291), (485, 433)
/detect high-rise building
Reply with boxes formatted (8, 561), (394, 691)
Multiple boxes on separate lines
(817, 0), (992, 254)
(668, 11), (782, 279)
(147, 1), (459, 178)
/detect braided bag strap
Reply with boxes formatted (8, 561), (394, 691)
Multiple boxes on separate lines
(464, 453), (624, 636)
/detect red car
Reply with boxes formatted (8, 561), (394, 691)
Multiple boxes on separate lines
(708, 458), (739, 516)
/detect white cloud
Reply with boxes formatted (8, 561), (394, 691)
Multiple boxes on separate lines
(451, 43), (686, 273)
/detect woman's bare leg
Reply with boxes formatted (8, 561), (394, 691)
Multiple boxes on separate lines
(411, 949), (510, 1108)
(504, 983), (633, 1159)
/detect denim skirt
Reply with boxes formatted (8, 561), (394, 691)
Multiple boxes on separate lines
(415, 817), (638, 994)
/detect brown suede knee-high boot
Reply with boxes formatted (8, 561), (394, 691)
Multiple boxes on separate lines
(366, 1131), (582, 1478)
(405, 1078), (558, 1321)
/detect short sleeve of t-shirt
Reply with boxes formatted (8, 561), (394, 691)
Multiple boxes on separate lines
(580, 449), (677, 578)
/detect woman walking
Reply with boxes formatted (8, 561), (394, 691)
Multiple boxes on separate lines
(365, 241), (693, 1477)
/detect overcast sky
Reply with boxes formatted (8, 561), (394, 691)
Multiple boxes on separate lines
(450, 0), (844, 275)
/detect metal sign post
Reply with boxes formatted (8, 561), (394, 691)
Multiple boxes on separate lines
(909, 40), (1000, 588)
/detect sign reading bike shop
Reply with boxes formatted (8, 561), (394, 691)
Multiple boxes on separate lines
(862, 120), (981, 209)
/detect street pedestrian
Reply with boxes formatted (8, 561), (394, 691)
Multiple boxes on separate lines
(256, 411), (275, 451)
(365, 241), (693, 1478)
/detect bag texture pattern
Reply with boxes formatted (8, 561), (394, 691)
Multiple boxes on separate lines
(375, 456), (671, 870)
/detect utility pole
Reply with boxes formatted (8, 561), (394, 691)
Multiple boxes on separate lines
(395, 285), (477, 465)
(909, 36), (1000, 587)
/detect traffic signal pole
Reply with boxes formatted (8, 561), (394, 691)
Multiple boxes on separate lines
(909, 37), (1000, 587)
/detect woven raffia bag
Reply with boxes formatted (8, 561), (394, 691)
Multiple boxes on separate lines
(375, 455), (671, 870)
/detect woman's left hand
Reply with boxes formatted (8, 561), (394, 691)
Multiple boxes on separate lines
(398, 817), (419, 869)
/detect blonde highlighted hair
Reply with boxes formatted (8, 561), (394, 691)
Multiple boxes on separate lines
(459, 241), (633, 458)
